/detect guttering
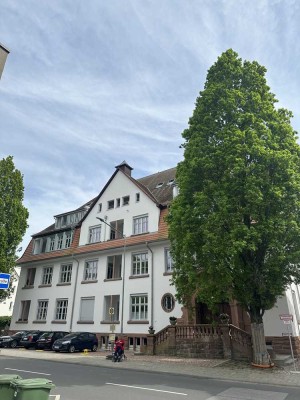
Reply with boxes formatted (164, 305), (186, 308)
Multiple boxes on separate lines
(69, 255), (80, 332)
(146, 242), (154, 327)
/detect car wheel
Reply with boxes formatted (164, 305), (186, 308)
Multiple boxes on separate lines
(10, 340), (17, 349)
(68, 345), (76, 353)
(91, 344), (98, 352)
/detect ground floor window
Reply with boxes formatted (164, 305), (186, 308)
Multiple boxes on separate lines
(130, 294), (148, 320)
(55, 299), (68, 320)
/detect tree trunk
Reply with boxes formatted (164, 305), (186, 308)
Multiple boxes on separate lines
(250, 322), (272, 366)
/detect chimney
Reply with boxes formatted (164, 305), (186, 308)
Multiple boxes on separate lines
(115, 161), (133, 177)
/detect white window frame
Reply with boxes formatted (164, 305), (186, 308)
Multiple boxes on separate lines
(84, 260), (98, 281)
(106, 255), (122, 279)
(36, 299), (48, 320)
(130, 294), (148, 320)
(132, 252), (148, 275)
(65, 231), (72, 248)
(108, 200), (114, 210)
(133, 215), (148, 235)
(136, 193), (140, 202)
(165, 248), (174, 273)
(55, 299), (68, 320)
(25, 268), (36, 286)
(57, 234), (63, 249)
(19, 300), (31, 321)
(122, 195), (130, 206)
(60, 263), (72, 283)
(41, 266), (53, 285)
(88, 225), (101, 243)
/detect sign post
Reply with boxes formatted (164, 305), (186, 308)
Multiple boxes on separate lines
(280, 314), (297, 371)
(0, 273), (10, 289)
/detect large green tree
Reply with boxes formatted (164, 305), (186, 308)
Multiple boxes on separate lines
(168, 49), (300, 366)
(0, 156), (28, 301)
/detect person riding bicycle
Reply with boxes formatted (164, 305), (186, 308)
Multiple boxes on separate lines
(113, 336), (125, 361)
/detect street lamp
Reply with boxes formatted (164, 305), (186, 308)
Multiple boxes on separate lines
(96, 217), (126, 334)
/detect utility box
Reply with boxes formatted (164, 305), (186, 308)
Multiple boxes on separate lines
(0, 374), (21, 400)
(10, 378), (55, 400)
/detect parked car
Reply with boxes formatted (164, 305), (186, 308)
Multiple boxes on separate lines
(52, 332), (98, 353)
(36, 331), (69, 350)
(20, 331), (46, 349)
(0, 331), (32, 348)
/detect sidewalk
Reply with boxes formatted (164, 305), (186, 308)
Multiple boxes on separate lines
(1, 348), (300, 387)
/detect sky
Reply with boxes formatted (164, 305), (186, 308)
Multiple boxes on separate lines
(1, 0), (300, 251)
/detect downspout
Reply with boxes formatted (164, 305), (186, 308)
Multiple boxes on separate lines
(146, 242), (154, 327)
(69, 255), (80, 332)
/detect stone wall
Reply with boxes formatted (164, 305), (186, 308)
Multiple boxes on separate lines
(266, 336), (300, 357)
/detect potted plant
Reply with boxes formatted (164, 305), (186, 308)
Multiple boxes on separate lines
(148, 326), (155, 334)
(169, 316), (177, 325)
(219, 313), (230, 324)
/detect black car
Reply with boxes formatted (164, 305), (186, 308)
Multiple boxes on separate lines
(52, 332), (98, 353)
(20, 331), (46, 349)
(0, 331), (32, 348)
(36, 331), (69, 350)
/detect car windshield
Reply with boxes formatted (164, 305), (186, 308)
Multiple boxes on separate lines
(40, 332), (53, 339)
(61, 333), (77, 339)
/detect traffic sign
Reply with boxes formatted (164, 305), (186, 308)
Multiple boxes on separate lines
(280, 314), (293, 322)
(0, 273), (10, 289)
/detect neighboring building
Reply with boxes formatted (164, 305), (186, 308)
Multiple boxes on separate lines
(11, 162), (181, 349)
(0, 268), (20, 316)
(11, 161), (300, 354)
(0, 42), (10, 79)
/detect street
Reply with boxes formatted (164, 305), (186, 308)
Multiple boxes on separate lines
(0, 355), (299, 400)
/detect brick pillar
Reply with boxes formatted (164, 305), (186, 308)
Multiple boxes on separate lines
(146, 334), (155, 355)
(220, 325), (232, 359)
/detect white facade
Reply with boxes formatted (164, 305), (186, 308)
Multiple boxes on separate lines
(11, 165), (181, 341)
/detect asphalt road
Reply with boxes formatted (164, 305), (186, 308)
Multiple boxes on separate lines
(0, 355), (299, 400)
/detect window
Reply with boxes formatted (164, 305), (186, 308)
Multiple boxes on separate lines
(110, 219), (124, 240)
(103, 295), (120, 321)
(19, 300), (31, 321)
(156, 182), (164, 188)
(107, 255), (122, 279)
(41, 266), (53, 285)
(65, 231), (72, 248)
(98, 203), (102, 213)
(49, 236), (55, 251)
(165, 249), (174, 273)
(25, 268), (36, 286)
(57, 234), (63, 250)
(89, 225), (101, 243)
(136, 193), (140, 202)
(116, 198), (120, 207)
(36, 300), (48, 320)
(161, 293), (175, 312)
(133, 215), (148, 235)
(123, 195), (130, 205)
(84, 260), (98, 281)
(132, 253), (148, 275)
(108, 200), (114, 209)
(130, 295), (148, 320)
(79, 297), (95, 321)
(55, 299), (68, 320)
(60, 263), (72, 283)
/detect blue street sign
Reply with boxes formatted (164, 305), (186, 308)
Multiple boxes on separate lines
(0, 273), (10, 289)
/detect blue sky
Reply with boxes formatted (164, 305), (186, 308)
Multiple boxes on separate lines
(1, 0), (300, 250)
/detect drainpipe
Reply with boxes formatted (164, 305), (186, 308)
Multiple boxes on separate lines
(69, 255), (80, 332)
(146, 242), (154, 327)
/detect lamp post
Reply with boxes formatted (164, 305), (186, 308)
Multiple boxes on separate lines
(96, 217), (126, 334)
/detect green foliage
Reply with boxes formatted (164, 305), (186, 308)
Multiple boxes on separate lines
(0, 156), (28, 301)
(168, 49), (300, 324)
(0, 315), (11, 331)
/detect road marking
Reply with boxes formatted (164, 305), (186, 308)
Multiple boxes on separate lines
(5, 368), (51, 376)
(49, 396), (60, 400)
(106, 382), (187, 395)
(206, 387), (288, 400)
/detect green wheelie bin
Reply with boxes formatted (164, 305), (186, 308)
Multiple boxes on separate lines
(10, 378), (55, 400)
(0, 374), (22, 400)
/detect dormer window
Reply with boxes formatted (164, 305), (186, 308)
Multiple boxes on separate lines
(167, 179), (175, 185)
(108, 200), (114, 210)
(123, 196), (130, 206)
(156, 182), (164, 188)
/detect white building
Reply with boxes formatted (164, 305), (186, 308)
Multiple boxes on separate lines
(11, 162), (180, 349)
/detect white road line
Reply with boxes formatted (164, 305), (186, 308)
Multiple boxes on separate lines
(106, 382), (187, 395)
(5, 367), (51, 376)
(49, 396), (61, 400)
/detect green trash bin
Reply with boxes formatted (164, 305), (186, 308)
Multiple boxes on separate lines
(10, 378), (55, 400)
(0, 375), (22, 400)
